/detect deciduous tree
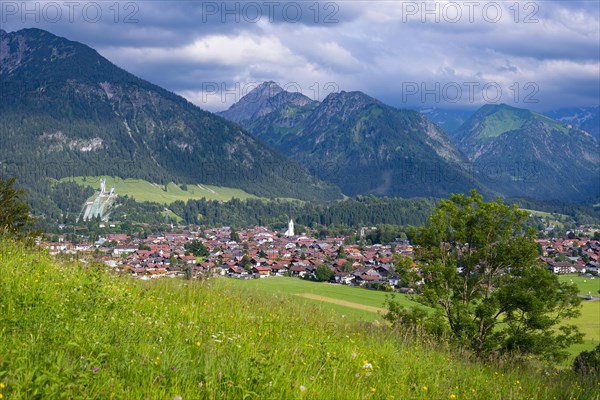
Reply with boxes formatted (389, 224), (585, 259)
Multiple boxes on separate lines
(389, 190), (582, 362)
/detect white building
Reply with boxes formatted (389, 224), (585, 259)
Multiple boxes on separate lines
(284, 219), (294, 237)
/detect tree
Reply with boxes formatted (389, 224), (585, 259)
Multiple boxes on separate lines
(230, 228), (239, 242)
(241, 254), (251, 272)
(336, 245), (346, 259)
(184, 239), (209, 257)
(390, 190), (582, 362)
(315, 264), (334, 282)
(0, 177), (38, 241)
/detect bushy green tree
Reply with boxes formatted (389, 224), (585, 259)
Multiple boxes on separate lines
(184, 239), (209, 257)
(315, 264), (334, 282)
(0, 176), (38, 241)
(390, 190), (582, 362)
(230, 227), (240, 242)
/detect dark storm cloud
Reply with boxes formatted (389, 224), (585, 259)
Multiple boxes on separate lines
(1, 0), (598, 112)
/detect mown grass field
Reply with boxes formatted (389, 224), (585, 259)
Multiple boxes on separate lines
(59, 176), (260, 203)
(559, 275), (600, 296)
(557, 275), (600, 356)
(0, 242), (598, 399)
(227, 277), (403, 321)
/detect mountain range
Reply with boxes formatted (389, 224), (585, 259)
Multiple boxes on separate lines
(453, 104), (599, 201)
(219, 82), (486, 198)
(219, 84), (599, 202)
(0, 28), (342, 215)
(1, 28), (598, 218)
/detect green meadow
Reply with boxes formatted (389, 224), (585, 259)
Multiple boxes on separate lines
(557, 275), (600, 357)
(523, 208), (569, 228)
(233, 277), (600, 362)
(1, 242), (598, 399)
(229, 277), (400, 308)
(59, 176), (260, 203)
(559, 275), (600, 296)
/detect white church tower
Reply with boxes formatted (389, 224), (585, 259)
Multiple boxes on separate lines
(284, 218), (294, 237)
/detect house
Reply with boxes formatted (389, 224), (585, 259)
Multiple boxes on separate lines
(375, 265), (394, 277)
(386, 274), (400, 286)
(547, 261), (576, 274)
(333, 268), (355, 285)
(113, 245), (138, 256)
(353, 274), (380, 286)
(252, 266), (271, 278)
(289, 266), (307, 277)
(270, 264), (288, 276)
(227, 266), (248, 278)
(179, 255), (197, 264)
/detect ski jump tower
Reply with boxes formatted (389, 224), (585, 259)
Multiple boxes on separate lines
(79, 179), (117, 222)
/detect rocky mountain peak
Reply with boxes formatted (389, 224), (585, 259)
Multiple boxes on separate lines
(218, 81), (314, 123)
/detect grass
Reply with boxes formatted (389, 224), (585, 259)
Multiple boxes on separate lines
(0, 241), (598, 399)
(228, 277), (403, 321)
(228, 277), (402, 309)
(523, 208), (568, 228)
(233, 277), (600, 363)
(559, 275), (600, 297)
(477, 109), (527, 139)
(59, 176), (261, 203)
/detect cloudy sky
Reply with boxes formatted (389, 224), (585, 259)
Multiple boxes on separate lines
(2, 0), (599, 112)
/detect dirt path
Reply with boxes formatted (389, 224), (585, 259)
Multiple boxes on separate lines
(295, 293), (386, 314)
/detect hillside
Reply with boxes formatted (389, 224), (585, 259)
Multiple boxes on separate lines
(219, 83), (488, 198)
(60, 176), (261, 203)
(0, 29), (342, 217)
(454, 104), (600, 201)
(0, 240), (596, 399)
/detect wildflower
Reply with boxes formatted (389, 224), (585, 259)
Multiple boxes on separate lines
(0, 393), (3, 399)
(299, 385), (307, 392)
(0, 383), (4, 388)
(173, 397), (183, 400)
(363, 363), (373, 369)
(196, 341), (201, 347)
(92, 367), (99, 373)
(422, 386), (428, 392)
(171, 365), (177, 371)
(371, 387), (376, 393)
(450, 395), (456, 399)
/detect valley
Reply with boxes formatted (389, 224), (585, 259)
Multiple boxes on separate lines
(1, 17), (599, 400)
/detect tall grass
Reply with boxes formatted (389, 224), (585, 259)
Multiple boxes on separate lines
(0, 241), (597, 399)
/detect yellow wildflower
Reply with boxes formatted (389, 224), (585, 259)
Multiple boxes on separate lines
(422, 386), (428, 391)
